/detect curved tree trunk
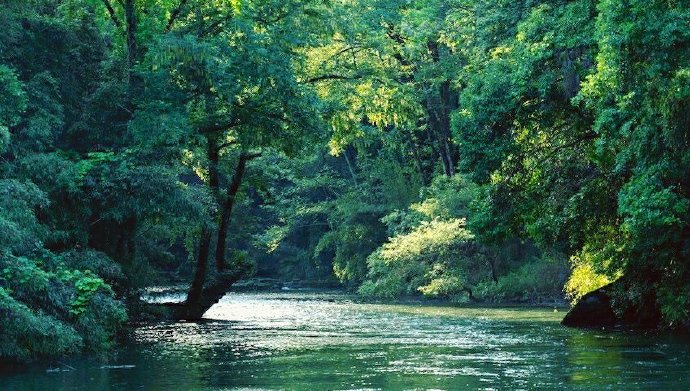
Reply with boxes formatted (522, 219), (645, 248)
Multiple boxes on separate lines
(174, 150), (260, 321)
(185, 139), (220, 307)
(215, 152), (260, 272)
(186, 227), (212, 306)
(174, 271), (245, 320)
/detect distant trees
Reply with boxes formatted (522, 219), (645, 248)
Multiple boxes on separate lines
(269, 0), (690, 324)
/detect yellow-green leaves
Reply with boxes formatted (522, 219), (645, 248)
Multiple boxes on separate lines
(564, 256), (613, 305)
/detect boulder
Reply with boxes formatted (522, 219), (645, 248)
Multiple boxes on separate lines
(561, 286), (617, 328)
(562, 280), (662, 330)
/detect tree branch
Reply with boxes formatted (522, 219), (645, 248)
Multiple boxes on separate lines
(164, 0), (190, 33)
(256, 11), (290, 26)
(200, 13), (235, 38)
(218, 140), (238, 151)
(536, 131), (596, 165)
(198, 119), (243, 134)
(304, 74), (363, 84)
(241, 151), (262, 160)
(101, 0), (123, 30)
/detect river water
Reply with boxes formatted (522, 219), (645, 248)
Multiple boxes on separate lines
(3, 291), (689, 390)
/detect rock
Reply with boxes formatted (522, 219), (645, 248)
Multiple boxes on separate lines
(562, 280), (662, 330)
(561, 286), (617, 328)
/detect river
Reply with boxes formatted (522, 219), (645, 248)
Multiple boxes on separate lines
(3, 291), (689, 390)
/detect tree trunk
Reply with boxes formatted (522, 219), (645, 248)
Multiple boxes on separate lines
(124, 0), (138, 85)
(425, 41), (458, 177)
(407, 130), (430, 185)
(438, 80), (458, 175)
(215, 152), (260, 272)
(489, 257), (499, 283)
(185, 138), (221, 307)
(207, 139), (221, 197)
(343, 147), (358, 186)
(426, 101), (454, 177)
(186, 227), (211, 306)
(171, 151), (260, 320)
(167, 268), (245, 320)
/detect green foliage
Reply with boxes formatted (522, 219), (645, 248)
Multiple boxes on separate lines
(64, 271), (110, 316)
(0, 252), (126, 362)
(564, 256), (612, 304)
(0, 287), (82, 362)
(0, 65), (27, 153)
(359, 177), (483, 298)
(447, 0), (690, 324)
(360, 219), (475, 298)
(477, 257), (569, 303)
(2, 0), (690, 366)
(573, 0), (690, 323)
(0, 180), (48, 255)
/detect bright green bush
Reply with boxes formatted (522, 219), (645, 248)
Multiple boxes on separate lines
(360, 176), (485, 298)
(563, 253), (613, 304)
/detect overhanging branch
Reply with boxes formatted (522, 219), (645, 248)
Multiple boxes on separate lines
(164, 0), (190, 33)
(101, 0), (123, 30)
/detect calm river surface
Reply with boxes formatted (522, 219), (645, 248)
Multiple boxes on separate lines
(3, 291), (690, 390)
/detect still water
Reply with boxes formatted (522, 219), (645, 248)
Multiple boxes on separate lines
(3, 292), (690, 390)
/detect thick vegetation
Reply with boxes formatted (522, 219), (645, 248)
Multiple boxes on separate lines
(1, 0), (688, 363)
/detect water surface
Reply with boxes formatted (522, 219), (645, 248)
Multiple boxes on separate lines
(3, 292), (689, 390)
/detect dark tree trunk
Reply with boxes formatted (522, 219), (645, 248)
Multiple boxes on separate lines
(124, 0), (138, 84)
(174, 150), (260, 320)
(438, 80), (458, 175)
(407, 130), (430, 185)
(185, 138), (221, 307)
(215, 152), (260, 272)
(428, 82), (457, 177)
(186, 227), (212, 306)
(116, 216), (138, 266)
(425, 41), (459, 177)
(207, 139), (221, 197)
(489, 257), (499, 283)
(172, 270), (244, 320)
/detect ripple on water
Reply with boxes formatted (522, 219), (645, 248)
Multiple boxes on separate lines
(4, 291), (690, 391)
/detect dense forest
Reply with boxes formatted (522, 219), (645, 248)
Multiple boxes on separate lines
(1, 0), (689, 363)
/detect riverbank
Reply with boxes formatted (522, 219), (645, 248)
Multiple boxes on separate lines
(141, 278), (568, 311)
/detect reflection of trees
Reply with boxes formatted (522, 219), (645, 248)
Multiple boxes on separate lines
(565, 331), (623, 387)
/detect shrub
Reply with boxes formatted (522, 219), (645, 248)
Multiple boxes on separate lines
(475, 257), (569, 303)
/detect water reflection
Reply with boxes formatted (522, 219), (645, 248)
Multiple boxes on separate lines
(3, 292), (689, 390)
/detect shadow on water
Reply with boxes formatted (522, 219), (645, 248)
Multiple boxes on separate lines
(2, 292), (689, 390)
